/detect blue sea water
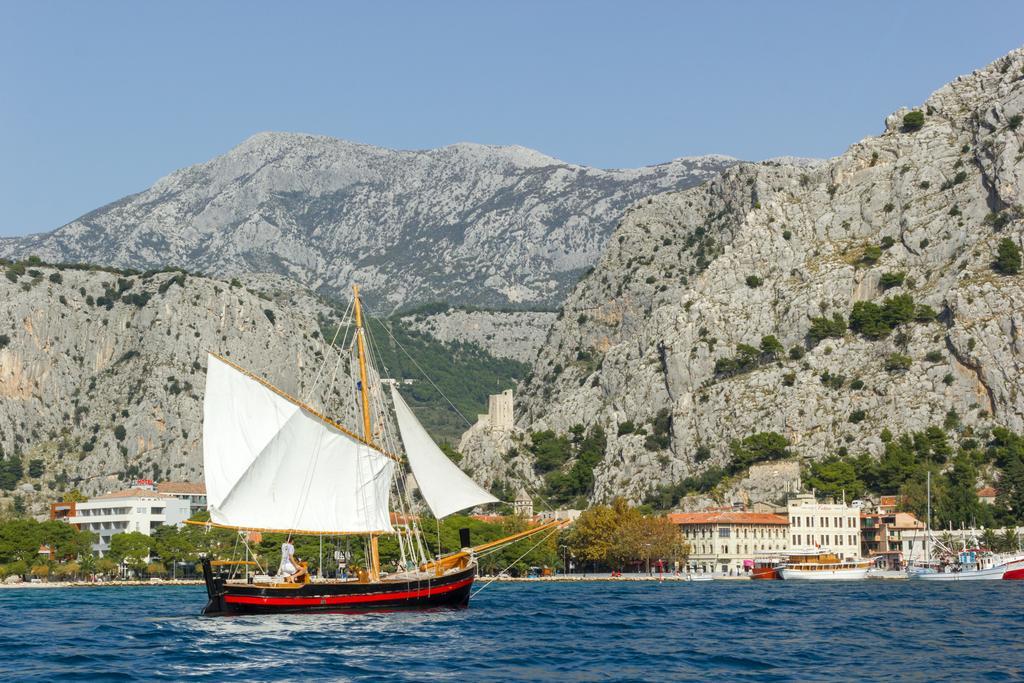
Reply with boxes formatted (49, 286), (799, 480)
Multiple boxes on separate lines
(0, 580), (1022, 681)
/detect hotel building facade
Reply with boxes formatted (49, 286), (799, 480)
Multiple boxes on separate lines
(787, 493), (861, 560)
(668, 511), (789, 574)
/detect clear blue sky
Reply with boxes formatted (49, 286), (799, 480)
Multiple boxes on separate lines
(2, 1), (1022, 237)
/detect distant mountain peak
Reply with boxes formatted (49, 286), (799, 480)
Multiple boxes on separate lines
(0, 134), (738, 308)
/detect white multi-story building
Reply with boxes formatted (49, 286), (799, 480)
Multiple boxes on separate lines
(66, 488), (191, 557)
(156, 481), (207, 516)
(787, 493), (862, 560)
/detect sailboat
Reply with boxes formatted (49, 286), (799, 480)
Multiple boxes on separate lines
(196, 286), (561, 615)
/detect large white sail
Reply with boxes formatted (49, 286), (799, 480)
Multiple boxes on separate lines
(203, 354), (394, 533)
(389, 384), (498, 519)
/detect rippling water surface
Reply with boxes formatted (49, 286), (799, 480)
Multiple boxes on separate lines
(1, 581), (1022, 681)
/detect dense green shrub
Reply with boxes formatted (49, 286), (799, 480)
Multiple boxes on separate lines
(759, 335), (784, 359)
(745, 275), (763, 288)
(728, 432), (790, 471)
(925, 350), (943, 363)
(849, 410), (867, 424)
(807, 313), (847, 345)
(617, 421), (636, 437)
(884, 353), (912, 372)
(914, 304), (938, 321)
(903, 110), (925, 132)
(849, 294), (916, 339)
(123, 292), (152, 308)
(1009, 114), (1023, 131)
(714, 343), (761, 378)
(861, 245), (883, 265)
(788, 345), (805, 360)
(880, 236), (896, 250)
(644, 409), (672, 451)
(530, 431), (572, 473)
(879, 272), (905, 290)
(995, 238), (1021, 275)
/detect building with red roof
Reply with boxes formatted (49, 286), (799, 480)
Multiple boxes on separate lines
(668, 511), (789, 575)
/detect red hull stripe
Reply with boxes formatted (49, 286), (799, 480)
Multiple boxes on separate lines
(223, 576), (474, 606)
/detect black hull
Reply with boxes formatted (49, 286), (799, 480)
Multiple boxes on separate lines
(200, 558), (475, 616)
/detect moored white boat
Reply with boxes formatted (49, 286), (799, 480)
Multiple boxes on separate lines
(779, 549), (871, 581)
(910, 552), (1024, 581)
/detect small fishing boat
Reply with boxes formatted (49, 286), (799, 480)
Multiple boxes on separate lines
(906, 472), (1024, 581)
(778, 550), (871, 581)
(909, 550), (1024, 581)
(750, 552), (783, 580)
(196, 286), (558, 616)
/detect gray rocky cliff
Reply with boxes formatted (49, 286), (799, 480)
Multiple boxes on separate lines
(463, 48), (1024, 504)
(0, 264), (368, 513)
(0, 135), (735, 310)
(400, 309), (557, 364)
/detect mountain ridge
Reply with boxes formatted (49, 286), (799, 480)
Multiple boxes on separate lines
(0, 133), (737, 310)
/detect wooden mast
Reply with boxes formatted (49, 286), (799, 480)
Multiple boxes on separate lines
(352, 284), (381, 582)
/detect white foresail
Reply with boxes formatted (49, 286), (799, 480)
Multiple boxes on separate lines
(203, 354), (394, 533)
(389, 384), (498, 518)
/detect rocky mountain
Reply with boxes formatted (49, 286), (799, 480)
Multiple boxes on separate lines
(0, 135), (735, 311)
(463, 48), (1024, 504)
(0, 261), (370, 514)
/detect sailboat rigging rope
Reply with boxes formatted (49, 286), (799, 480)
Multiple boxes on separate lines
(238, 532), (267, 575)
(470, 523), (563, 598)
(304, 299), (353, 405)
(363, 303), (474, 428)
(358, 311), (427, 564)
(361, 303), (554, 521)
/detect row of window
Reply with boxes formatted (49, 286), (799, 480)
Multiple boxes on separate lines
(691, 542), (786, 556)
(790, 516), (857, 528)
(791, 534), (858, 547)
(76, 507), (133, 516)
(683, 526), (784, 539)
(77, 506), (165, 517)
(79, 521), (129, 532)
